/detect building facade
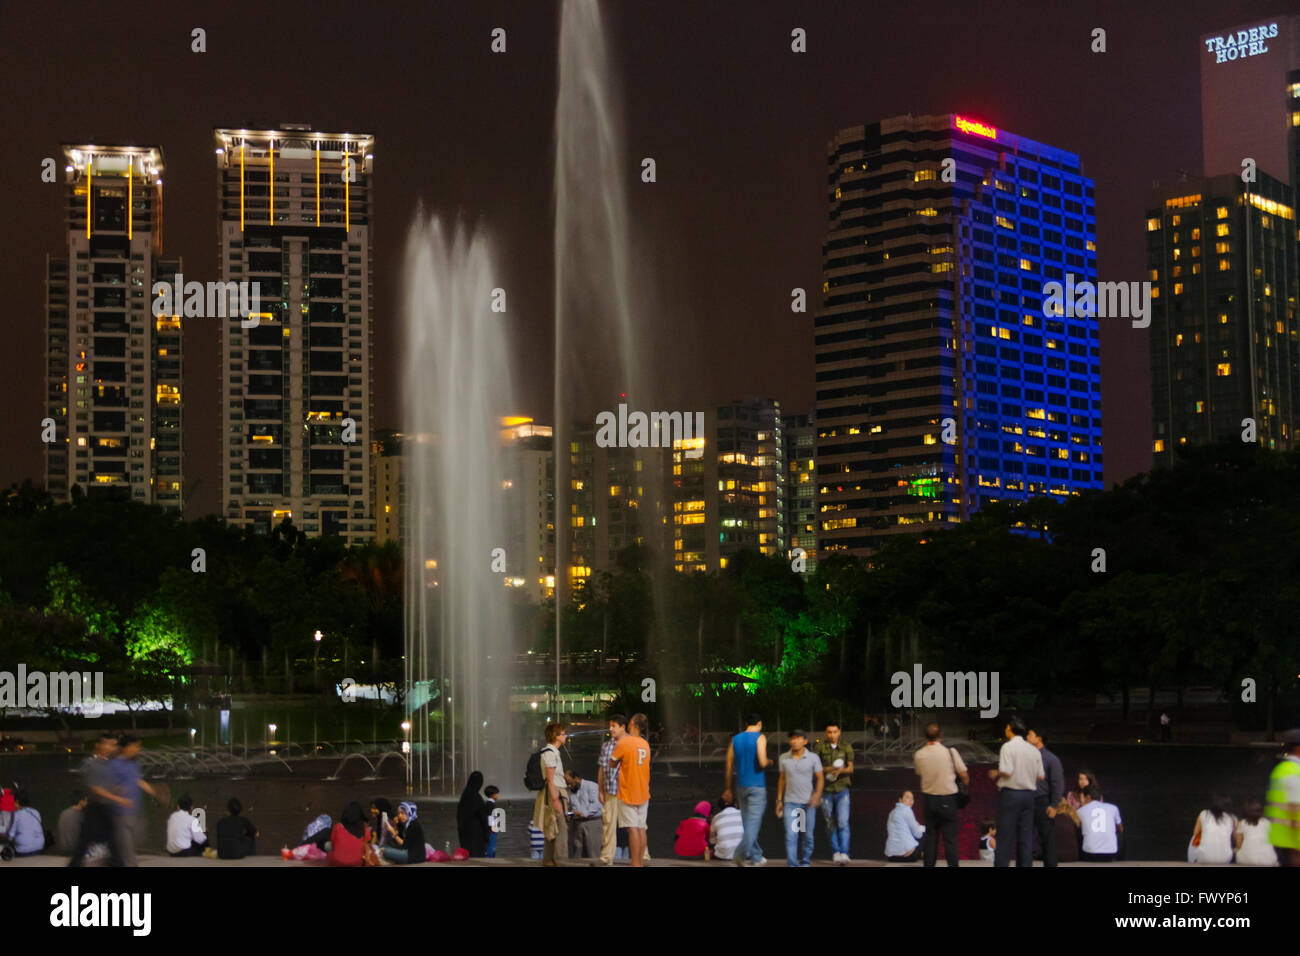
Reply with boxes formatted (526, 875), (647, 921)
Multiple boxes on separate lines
(815, 114), (1103, 557)
(784, 411), (817, 569)
(45, 145), (183, 509)
(215, 125), (375, 545)
(1147, 175), (1299, 459)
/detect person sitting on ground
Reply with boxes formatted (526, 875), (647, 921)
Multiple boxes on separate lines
(884, 790), (925, 862)
(674, 800), (712, 858)
(979, 821), (996, 862)
(302, 813), (332, 851)
(1233, 797), (1277, 866)
(1191, 794), (1235, 864)
(56, 790), (87, 856)
(7, 788), (44, 856)
(165, 795), (208, 857)
(709, 796), (744, 862)
(1066, 769), (1101, 812)
(484, 786), (500, 858)
(328, 801), (370, 867)
(369, 798), (392, 847)
(380, 801), (425, 864)
(216, 797), (259, 860)
(457, 771), (490, 858)
(1076, 785), (1122, 862)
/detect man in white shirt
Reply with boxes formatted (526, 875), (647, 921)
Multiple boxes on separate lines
(1076, 786), (1122, 861)
(987, 715), (1044, 867)
(165, 795), (208, 857)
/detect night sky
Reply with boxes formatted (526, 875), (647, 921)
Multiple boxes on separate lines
(3, 0), (1292, 518)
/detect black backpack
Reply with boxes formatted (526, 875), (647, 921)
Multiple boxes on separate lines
(524, 747), (547, 791)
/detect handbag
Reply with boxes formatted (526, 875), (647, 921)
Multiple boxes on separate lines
(950, 747), (971, 809)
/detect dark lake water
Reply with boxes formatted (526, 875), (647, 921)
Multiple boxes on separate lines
(2, 742), (1280, 861)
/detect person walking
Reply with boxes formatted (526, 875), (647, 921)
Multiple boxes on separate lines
(1265, 728), (1300, 867)
(775, 730), (823, 867)
(109, 734), (162, 866)
(611, 713), (651, 867)
(1190, 795), (1235, 864)
(812, 720), (853, 864)
(723, 712), (771, 867)
(68, 733), (129, 867)
(533, 722), (569, 866)
(565, 770), (603, 859)
(598, 714), (626, 865)
(1027, 727), (1064, 867)
(987, 715), (1043, 867)
(913, 722), (968, 867)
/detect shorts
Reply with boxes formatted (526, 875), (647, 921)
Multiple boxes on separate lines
(618, 800), (648, 829)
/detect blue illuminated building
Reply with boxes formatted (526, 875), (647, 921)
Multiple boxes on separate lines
(815, 114), (1103, 557)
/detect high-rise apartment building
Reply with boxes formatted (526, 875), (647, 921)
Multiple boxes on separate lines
(784, 411), (817, 569)
(816, 114), (1103, 557)
(215, 125), (375, 545)
(502, 419), (556, 601)
(371, 429), (403, 546)
(669, 398), (785, 573)
(1147, 175), (1299, 458)
(45, 145), (183, 509)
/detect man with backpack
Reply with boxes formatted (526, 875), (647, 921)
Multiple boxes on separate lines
(529, 722), (568, 865)
(913, 722), (968, 867)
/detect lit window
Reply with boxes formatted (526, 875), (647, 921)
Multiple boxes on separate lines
(1146, 218), (1160, 231)
(1216, 223), (1229, 236)
(1216, 207), (1228, 219)
(1195, 401), (1204, 413)
(1218, 259), (1230, 271)
(1216, 363), (1231, 376)
(1173, 283), (1183, 295)
(996, 216), (1013, 229)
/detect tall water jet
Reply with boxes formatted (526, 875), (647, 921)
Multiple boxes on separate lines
(403, 213), (518, 793)
(554, 0), (663, 699)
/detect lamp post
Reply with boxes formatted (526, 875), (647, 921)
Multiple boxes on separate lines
(267, 722), (276, 755)
(401, 721), (412, 794)
(313, 630), (323, 692)
(189, 727), (196, 756)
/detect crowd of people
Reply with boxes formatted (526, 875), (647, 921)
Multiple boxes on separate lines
(3, 719), (1296, 866)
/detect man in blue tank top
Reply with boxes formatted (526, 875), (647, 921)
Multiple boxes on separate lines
(723, 712), (771, 866)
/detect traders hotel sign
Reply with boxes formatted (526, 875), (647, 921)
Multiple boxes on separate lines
(1204, 23), (1277, 63)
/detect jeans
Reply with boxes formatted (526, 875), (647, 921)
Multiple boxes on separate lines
(995, 789), (1035, 867)
(922, 793), (959, 867)
(1033, 796), (1058, 867)
(736, 786), (766, 864)
(820, 790), (851, 857)
(783, 802), (813, 866)
(381, 845), (414, 863)
(68, 803), (124, 868)
(485, 832), (497, 858)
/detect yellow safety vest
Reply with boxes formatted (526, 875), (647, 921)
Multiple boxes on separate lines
(1265, 757), (1300, 850)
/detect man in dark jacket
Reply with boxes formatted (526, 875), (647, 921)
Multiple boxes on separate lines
(216, 797), (258, 859)
(1027, 727), (1064, 867)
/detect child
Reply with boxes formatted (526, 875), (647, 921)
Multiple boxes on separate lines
(527, 819), (544, 860)
(484, 785), (500, 859)
(674, 801), (711, 858)
(979, 821), (996, 863)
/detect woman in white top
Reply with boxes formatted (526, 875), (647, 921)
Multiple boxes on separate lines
(1191, 795), (1235, 864)
(1233, 798), (1277, 866)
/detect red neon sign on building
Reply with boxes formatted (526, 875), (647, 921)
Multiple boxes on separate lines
(954, 115), (997, 139)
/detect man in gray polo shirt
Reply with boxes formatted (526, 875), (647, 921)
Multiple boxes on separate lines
(987, 715), (1044, 867)
(775, 730), (824, 867)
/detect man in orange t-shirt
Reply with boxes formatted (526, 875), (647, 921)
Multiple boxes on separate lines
(610, 713), (651, 867)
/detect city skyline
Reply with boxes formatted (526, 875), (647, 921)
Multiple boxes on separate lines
(6, 0), (1295, 520)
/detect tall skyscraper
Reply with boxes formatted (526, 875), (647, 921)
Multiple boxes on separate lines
(1146, 175), (1298, 459)
(667, 398), (785, 573)
(502, 418), (556, 602)
(816, 114), (1103, 557)
(215, 125), (375, 545)
(784, 410), (817, 570)
(45, 145), (184, 509)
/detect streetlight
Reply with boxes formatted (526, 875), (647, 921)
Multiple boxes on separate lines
(401, 721), (412, 794)
(267, 723), (276, 755)
(313, 630), (323, 691)
(189, 727), (196, 753)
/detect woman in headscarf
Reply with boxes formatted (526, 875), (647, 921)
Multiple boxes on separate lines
(327, 801), (370, 866)
(380, 801), (425, 864)
(302, 813), (332, 851)
(457, 771), (490, 857)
